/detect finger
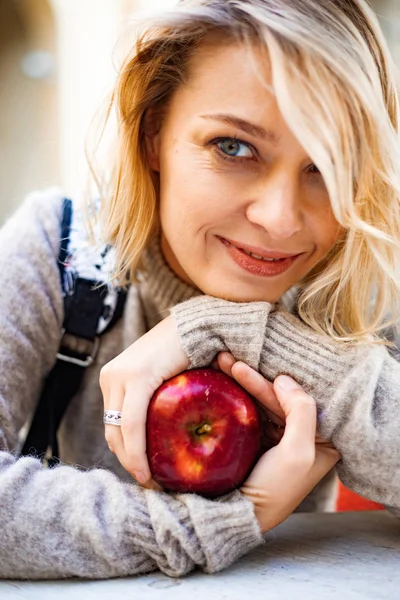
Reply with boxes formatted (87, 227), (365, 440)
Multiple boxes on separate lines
(216, 356), (285, 425)
(273, 375), (317, 451)
(103, 387), (161, 488)
(216, 352), (236, 376)
(106, 423), (162, 491)
(231, 362), (285, 425)
(210, 358), (220, 370)
(104, 386), (161, 490)
(119, 378), (157, 485)
(103, 384), (124, 455)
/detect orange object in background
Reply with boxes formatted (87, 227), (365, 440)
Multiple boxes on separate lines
(336, 481), (384, 511)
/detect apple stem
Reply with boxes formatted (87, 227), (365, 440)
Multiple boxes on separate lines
(196, 423), (212, 435)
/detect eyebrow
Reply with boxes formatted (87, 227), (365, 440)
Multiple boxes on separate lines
(200, 113), (280, 144)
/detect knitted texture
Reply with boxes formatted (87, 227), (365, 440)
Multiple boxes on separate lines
(0, 190), (263, 580)
(171, 297), (400, 507)
(2, 188), (398, 579)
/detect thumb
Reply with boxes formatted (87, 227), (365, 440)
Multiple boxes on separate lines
(273, 375), (317, 452)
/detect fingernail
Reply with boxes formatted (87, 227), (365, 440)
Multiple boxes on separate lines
(234, 361), (254, 374)
(223, 352), (236, 366)
(247, 366), (264, 381)
(134, 470), (149, 484)
(276, 375), (301, 391)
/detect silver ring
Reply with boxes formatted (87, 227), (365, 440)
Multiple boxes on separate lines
(103, 410), (122, 426)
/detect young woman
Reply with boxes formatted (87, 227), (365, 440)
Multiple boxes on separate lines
(0, 0), (399, 580)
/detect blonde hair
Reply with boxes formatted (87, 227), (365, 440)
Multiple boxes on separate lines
(91, 0), (400, 343)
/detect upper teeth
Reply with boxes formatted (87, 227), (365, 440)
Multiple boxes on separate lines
(242, 249), (281, 262)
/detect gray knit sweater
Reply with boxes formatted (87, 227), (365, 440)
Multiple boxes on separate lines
(0, 189), (398, 580)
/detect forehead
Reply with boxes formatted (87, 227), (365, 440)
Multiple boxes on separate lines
(178, 39), (276, 113)
(162, 39), (312, 162)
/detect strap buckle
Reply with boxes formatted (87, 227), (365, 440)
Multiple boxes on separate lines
(56, 330), (100, 367)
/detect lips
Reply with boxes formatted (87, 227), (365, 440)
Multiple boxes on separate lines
(219, 237), (301, 278)
(220, 236), (299, 260)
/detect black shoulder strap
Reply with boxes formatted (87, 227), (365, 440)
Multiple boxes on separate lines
(58, 196), (72, 281)
(20, 198), (127, 466)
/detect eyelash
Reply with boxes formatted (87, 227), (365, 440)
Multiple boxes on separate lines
(209, 136), (257, 163)
(307, 164), (321, 175)
(209, 136), (321, 174)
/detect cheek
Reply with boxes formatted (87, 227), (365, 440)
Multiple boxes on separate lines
(310, 204), (343, 254)
(159, 149), (235, 232)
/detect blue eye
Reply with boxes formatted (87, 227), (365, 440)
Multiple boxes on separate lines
(217, 138), (253, 158)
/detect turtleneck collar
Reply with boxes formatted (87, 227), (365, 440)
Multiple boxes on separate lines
(136, 234), (202, 329)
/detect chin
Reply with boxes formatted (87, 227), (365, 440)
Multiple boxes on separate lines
(227, 292), (280, 304)
(196, 281), (281, 304)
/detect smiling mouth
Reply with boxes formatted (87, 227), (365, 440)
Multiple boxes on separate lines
(218, 236), (301, 260)
(235, 248), (288, 262)
(218, 237), (302, 278)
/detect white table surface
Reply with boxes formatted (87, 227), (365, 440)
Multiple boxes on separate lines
(1, 511), (399, 600)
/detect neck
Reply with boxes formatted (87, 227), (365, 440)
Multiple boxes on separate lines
(137, 234), (202, 329)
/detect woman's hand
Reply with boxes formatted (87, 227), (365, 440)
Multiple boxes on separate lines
(244, 375), (339, 533)
(213, 352), (334, 448)
(215, 357), (339, 533)
(100, 315), (188, 488)
(100, 307), (337, 507)
(233, 376), (340, 533)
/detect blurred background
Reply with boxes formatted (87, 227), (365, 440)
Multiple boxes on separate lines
(0, 0), (399, 224)
(0, 0), (177, 223)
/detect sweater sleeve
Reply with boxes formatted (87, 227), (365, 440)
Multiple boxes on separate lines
(0, 192), (263, 579)
(171, 296), (400, 510)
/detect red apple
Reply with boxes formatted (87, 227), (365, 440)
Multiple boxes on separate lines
(146, 368), (262, 497)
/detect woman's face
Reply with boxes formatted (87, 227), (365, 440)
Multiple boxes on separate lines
(148, 41), (342, 302)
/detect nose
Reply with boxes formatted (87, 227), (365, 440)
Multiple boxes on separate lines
(245, 171), (303, 240)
